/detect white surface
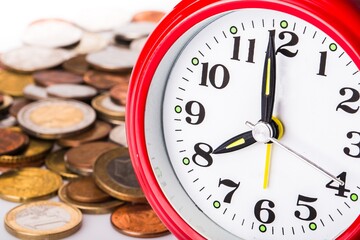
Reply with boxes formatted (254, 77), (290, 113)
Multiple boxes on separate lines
(0, 0), (180, 239)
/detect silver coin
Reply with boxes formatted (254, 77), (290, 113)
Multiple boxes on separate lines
(109, 122), (127, 147)
(46, 84), (98, 101)
(130, 37), (148, 52)
(114, 22), (157, 41)
(23, 84), (48, 101)
(71, 32), (110, 55)
(22, 19), (83, 48)
(1, 46), (75, 73)
(17, 99), (96, 139)
(0, 115), (17, 128)
(86, 46), (139, 72)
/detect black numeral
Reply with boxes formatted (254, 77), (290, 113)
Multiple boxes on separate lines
(185, 101), (205, 125)
(344, 131), (360, 158)
(336, 87), (360, 114)
(218, 178), (240, 203)
(192, 143), (213, 167)
(317, 51), (327, 76)
(294, 195), (317, 221)
(231, 36), (256, 63)
(269, 30), (299, 58)
(200, 63), (230, 89)
(326, 172), (350, 198)
(254, 199), (275, 224)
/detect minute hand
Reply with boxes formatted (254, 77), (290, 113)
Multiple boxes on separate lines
(261, 33), (276, 123)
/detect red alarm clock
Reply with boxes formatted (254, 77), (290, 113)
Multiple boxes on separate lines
(127, 0), (360, 239)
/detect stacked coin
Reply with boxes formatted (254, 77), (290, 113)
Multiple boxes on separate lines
(0, 10), (169, 239)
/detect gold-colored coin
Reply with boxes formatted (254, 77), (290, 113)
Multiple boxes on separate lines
(5, 200), (82, 240)
(91, 93), (125, 124)
(0, 134), (53, 164)
(0, 167), (62, 202)
(0, 69), (34, 97)
(45, 149), (79, 180)
(94, 147), (146, 203)
(58, 183), (124, 214)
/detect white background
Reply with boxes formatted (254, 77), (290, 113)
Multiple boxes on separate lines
(0, 0), (180, 239)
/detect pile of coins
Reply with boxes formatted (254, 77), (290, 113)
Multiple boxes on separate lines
(0, 10), (169, 239)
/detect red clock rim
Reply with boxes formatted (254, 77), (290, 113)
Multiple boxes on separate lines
(127, 0), (360, 239)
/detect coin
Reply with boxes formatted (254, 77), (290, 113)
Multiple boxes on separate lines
(64, 141), (118, 176)
(46, 84), (98, 101)
(0, 128), (29, 155)
(0, 168), (62, 202)
(0, 134), (53, 164)
(62, 55), (90, 75)
(45, 149), (79, 180)
(129, 37), (148, 52)
(84, 70), (130, 90)
(0, 69), (34, 97)
(58, 183), (124, 214)
(109, 122), (127, 147)
(72, 32), (109, 55)
(86, 46), (138, 73)
(114, 22), (157, 44)
(17, 99), (96, 139)
(5, 200), (82, 240)
(33, 70), (84, 87)
(0, 93), (3, 105)
(23, 84), (48, 100)
(9, 98), (30, 117)
(1, 46), (74, 73)
(94, 147), (146, 203)
(0, 115), (17, 129)
(23, 18), (83, 48)
(92, 93), (125, 124)
(131, 10), (166, 23)
(0, 94), (13, 116)
(111, 204), (169, 238)
(66, 176), (112, 203)
(57, 120), (112, 147)
(109, 82), (128, 105)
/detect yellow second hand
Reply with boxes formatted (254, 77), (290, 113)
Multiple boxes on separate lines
(263, 143), (272, 189)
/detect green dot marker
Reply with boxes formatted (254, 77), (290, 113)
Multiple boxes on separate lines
(329, 43), (338, 52)
(351, 193), (359, 202)
(230, 26), (238, 34)
(259, 225), (267, 233)
(175, 105), (182, 113)
(213, 201), (221, 209)
(280, 20), (288, 29)
(192, 57), (199, 66)
(182, 157), (190, 165)
(309, 222), (317, 231)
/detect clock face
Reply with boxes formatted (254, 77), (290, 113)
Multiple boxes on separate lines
(144, 8), (360, 240)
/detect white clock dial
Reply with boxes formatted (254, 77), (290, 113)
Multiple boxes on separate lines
(145, 8), (360, 240)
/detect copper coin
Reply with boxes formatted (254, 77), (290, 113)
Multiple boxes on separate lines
(66, 176), (112, 203)
(109, 82), (128, 106)
(131, 11), (166, 23)
(111, 204), (169, 238)
(62, 55), (90, 75)
(9, 99), (30, 117)
(0, 158), (44, 173)
(84, 70), (130, 90)
(33, 70), (84, 87)
(64, 141), (118, 175)
(0, 128), (29, 156)
(57, 120), (111, 147)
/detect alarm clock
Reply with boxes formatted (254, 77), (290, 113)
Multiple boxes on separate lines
(127, 0), (360, 239)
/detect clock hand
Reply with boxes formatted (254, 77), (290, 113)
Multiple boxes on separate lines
(213, 131), (256, 154)
(245, 121), (344, 186)
(263, 143), (273, 189)
(261, 32), (276, 124)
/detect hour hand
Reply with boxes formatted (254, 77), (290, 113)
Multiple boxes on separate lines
(213, 131), (256, 154)
(261, 32), (276, 123)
